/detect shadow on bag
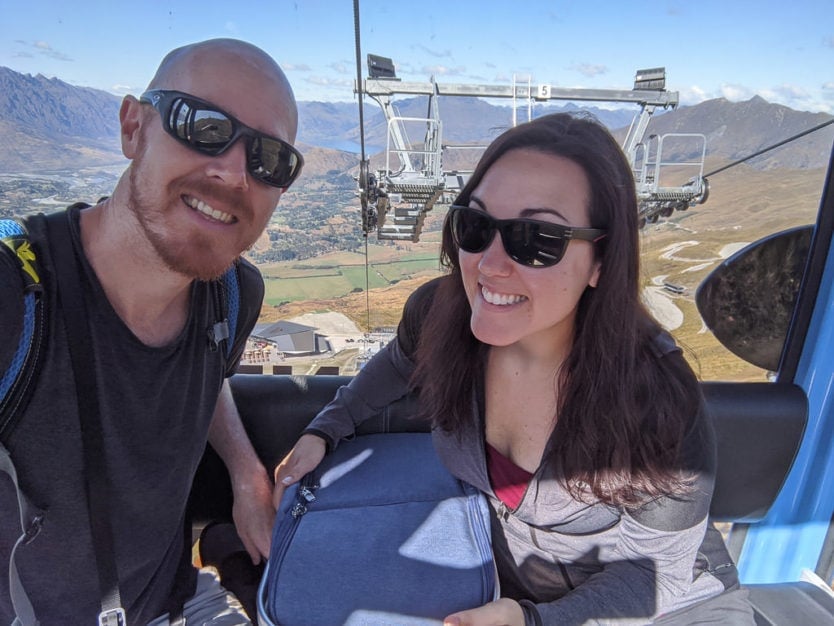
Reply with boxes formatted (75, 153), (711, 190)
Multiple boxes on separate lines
(258, 432), (497, 625)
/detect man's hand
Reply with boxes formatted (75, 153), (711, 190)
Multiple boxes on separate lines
(209, 380), (277, 564)
(230, 465), (275, 564)
(443, 599), (525, 626)
(271, 433), (327, 509)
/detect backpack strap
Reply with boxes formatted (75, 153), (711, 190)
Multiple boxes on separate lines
(1, 218), (47, 626)
(0, 438), (43, 626)
(43, 210), (126, 625)
(223, 264), (240, 358)
(207, 264), (240, 361)
(0, 219), (46, 439)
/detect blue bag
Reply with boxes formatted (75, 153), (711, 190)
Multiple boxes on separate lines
(258, 432), (497, 625)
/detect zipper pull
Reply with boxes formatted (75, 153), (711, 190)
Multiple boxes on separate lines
(292, 482), (317, 518)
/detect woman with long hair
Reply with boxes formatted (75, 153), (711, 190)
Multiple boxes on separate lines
(274, 113), (754, 625)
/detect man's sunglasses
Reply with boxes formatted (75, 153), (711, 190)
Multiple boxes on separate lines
(448, 205), (607, 268)
(139, 89), (304, 189)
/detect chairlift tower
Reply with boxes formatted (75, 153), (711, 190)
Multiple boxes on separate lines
(357, 57), (709, 241)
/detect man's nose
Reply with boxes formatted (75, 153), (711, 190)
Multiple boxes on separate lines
(205, 138), (250, 190)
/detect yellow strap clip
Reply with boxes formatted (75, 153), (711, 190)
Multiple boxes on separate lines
(2, 237), (41, 287)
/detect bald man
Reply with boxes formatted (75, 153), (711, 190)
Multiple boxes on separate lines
(0, 39), (303, 624)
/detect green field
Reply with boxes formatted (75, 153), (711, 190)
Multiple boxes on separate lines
(260, 251), (442, 305)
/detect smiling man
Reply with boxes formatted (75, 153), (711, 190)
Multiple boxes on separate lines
(0, 39), (302, 624)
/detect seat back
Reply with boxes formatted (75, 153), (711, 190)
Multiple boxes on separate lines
(189, 376), (808, 526)
(704, 381), (807, 521)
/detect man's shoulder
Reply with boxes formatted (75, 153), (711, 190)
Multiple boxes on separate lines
(1, 205), (84, 384)
(7, 213), (47, 246)
(234, 257), (265, 304)
(12, 206), (81, 255)
(0, 212), (51, 326)
(0, 213), (54, 421)
(236, 257), (263, 286)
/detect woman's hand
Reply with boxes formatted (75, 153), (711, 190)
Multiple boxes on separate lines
(271, 433), (327, 509)
(444, 598), (525, 626)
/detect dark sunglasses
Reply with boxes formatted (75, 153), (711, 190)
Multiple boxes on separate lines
(448, 205), (606, 268)
(139, 89), (304, 189)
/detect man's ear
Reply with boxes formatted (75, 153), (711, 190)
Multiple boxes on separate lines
(119, 95), (143, 159)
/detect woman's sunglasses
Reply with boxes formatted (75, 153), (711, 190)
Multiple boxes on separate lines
(448, 205), (606, 268)
(139, 89), (304, 189)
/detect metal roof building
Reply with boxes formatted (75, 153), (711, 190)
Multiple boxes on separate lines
(251, 320), (328, 355)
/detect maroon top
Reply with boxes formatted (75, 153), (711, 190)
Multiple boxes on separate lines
(485, 442), (534, 510)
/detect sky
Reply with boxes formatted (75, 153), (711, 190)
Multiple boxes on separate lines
(1, 0), (833, 114)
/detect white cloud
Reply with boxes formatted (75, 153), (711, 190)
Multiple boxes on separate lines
(678, 85), (712, 105)
(757, 85), (826, 112)
(676, 81), (831, 113)
(21, 40), (73, 61)
(783, 98), (833, 114)
(769, 84), (811, 100)
(719, 83), (755, 101)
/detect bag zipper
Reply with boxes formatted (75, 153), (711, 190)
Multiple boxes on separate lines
(292, 479), (317, 518)
(266, 476), (318, 605)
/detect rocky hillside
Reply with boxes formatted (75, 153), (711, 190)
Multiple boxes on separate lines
(0, 67), (122, 171)
(645, 96), (834, 171)
(1, 65), (832, 176)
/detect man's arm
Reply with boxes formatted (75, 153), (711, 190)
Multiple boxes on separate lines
(208, 379), (275, 563)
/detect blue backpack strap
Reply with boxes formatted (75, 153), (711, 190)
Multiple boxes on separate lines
(207, 263), (241, 360)
(0, 219), (46, 439)
(223, 264), (240, 359)
(1, 218), (46, 626)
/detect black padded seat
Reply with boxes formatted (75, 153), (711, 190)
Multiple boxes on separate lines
(703, 382), (807, 521)
(747, 581), (834, 625)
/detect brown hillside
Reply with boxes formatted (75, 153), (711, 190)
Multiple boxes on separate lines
(255, 162), (829, 381)
(259, 275), (437, 331)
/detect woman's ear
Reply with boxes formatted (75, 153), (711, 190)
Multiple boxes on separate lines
(588, 259), (602, 288)
(119, 95), (143, 159)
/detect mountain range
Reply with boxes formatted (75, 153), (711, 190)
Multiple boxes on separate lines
(1, 65), (832, 176)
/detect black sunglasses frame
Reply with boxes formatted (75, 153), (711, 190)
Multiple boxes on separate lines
(139, 89), (304, 189)
(448, 205), (607, 268)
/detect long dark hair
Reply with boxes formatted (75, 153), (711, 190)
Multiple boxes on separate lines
(412, 113), (704, 507)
